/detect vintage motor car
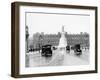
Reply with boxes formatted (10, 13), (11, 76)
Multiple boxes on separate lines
(41, 45), (52, 57)
(74, 44), (82, 55)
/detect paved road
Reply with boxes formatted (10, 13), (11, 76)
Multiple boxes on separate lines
(26, 49), (89, 67)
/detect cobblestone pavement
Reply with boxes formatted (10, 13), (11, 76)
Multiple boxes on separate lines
(25, 50), (89, 67)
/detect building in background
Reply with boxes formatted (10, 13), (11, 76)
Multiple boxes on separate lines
(28, 32), (89, 50)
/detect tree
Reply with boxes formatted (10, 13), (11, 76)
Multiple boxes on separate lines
(26, 26), (29, 53)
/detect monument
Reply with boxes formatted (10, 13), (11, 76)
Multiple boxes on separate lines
(58, 26), (67, 50)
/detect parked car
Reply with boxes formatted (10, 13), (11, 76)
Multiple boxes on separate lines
(28, 48), (34, 52)
(74, 44), (82, 55)
(41, 45), (52, 57)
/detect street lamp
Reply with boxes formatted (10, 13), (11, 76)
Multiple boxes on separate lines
(38, 34), (43, 53)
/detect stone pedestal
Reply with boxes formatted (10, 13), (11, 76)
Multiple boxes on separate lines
(57, 26), (67, 55)
(58, 26), (67, 48)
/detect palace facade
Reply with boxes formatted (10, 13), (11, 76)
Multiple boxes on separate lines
(28, 32), (89, 49)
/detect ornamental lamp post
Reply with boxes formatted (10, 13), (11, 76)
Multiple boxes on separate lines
(38, 34), (43, 53)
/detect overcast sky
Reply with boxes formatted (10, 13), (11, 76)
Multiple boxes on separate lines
(26, 12), (90, 37)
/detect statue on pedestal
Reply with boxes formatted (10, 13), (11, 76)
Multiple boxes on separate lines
(58, 25), (67, 49)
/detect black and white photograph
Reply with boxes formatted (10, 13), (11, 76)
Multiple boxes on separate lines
(25, 12), (90, 67)
(11, 2), (97, 77)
